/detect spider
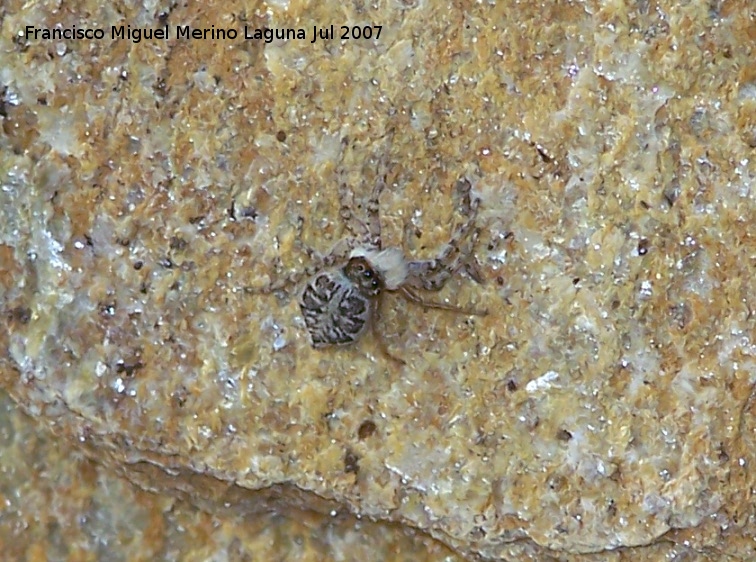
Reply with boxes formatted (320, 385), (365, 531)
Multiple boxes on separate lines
(248, 144), (486, 364)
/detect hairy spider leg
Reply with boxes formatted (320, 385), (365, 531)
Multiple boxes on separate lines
(405, 178), (481, 291)
(371, 295), (407, 366)
(311, 237), (362, 267)
(364, 149), (394, 249)
(337, 169), (372, 243)
(338, 133), (395, 249)
(244, 237), (360, 295)
(398, 286), (487, 316)
(364, 165), (385, 248)
(244, 254), (326, 295)
(370, 284), (485, 367)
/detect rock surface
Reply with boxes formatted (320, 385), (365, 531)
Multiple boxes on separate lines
(0, 390), (463, 561)
(1, 0), (756, 560)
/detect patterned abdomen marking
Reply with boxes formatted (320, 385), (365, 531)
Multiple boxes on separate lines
(299, 272), (371, 347)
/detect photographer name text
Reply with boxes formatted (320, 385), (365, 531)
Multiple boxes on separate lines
(22, 24), (383, 44)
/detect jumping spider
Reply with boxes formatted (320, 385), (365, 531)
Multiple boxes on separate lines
(249, 149), (486, 364)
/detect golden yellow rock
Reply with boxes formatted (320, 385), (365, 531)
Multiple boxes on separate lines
(2, 0), (756, 560)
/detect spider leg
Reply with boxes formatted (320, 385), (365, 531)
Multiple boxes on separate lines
(244, 238), (357, 295)
(371, 296), (406, 366)
(244, 253), (325, 296)
(338, 129), (396, 249)
(398, 286), (487, 316)
(364, 151), (391, 248)
(462, 257), (486, 285)
(323, 236), (360, 266)
(338, 172), (371, 241)
(406, 178), (481, 291)
(439, 177), (481, 268)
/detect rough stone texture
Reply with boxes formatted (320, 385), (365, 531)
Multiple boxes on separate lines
(0, 390), (463, 561)
(0, 390), (736, 562)
(1, 0), (756, 560)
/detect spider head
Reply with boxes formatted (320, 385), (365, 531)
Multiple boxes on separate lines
(343, 257), (383, 297)
(348, 247), (408, 291)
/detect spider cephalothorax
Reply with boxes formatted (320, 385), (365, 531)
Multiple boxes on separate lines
(342, 256), (384, 297)
(249, 138), (486, 363)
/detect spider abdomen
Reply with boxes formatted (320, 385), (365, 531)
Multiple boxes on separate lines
(299, 270), (373, 348)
